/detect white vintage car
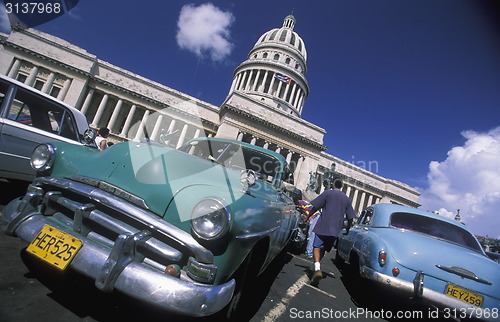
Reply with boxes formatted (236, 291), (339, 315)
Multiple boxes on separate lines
(0, 74), (91, 182)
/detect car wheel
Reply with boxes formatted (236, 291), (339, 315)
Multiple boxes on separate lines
(349, 252), (362, 281)
(219, 248), (260, 321)
(334, 248), (345, 264)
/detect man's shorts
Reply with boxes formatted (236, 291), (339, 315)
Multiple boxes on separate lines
(313, 234), (337, 252)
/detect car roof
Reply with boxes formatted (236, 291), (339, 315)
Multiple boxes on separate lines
(369, 203), (472, 231)
(0, 74), (90, 135)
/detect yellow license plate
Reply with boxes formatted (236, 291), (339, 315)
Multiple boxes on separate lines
(444, 283), (484, 307)
(26, 225), (82, 270)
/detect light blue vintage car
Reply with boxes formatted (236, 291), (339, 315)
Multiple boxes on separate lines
(337, 203), (499, 320)
(2, 137), (300, 319)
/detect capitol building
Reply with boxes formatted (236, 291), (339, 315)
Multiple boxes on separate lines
(0, 15), (420, 212)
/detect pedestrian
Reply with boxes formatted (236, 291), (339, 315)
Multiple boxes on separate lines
(296, 199), (321, 259)
(95, 127), (110, 150)
(305, 178), (356, 286)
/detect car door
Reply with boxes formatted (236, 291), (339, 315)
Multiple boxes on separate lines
(0, 78), (80, 181)
(338, 207), (373, 259)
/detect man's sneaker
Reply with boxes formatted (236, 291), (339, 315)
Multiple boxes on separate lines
(310, 270), (323, 286)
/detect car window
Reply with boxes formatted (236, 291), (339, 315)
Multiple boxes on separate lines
(0, 80), (9, 110)
(181, 140), (281, 183)
(7, 87), (79, 141)
(358, 208), (373, 225)
(390, 212), (482, 252)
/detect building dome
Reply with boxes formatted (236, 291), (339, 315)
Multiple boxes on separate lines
(254, 15), (307, 63)
(226, 15), (309, 117)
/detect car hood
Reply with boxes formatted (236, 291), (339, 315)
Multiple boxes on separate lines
(57, 142), (266, 221)
(378, 228), (500, 296)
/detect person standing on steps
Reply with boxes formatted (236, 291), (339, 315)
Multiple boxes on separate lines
(305, 178), (356, 286)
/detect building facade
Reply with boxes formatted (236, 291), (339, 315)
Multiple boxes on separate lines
(0, 16), (420, 212)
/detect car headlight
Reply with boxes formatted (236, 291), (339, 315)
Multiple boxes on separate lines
(30, 144), (55, 173)
(191, 198), (231, 240)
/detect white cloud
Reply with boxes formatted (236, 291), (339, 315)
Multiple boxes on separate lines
(176, 3), (234, 62)
(419, 126), (500, 238)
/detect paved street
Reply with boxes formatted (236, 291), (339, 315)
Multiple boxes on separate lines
(0, 182), (433, 322)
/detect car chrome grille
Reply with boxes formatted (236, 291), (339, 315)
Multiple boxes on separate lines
(26, 176), (214, 273)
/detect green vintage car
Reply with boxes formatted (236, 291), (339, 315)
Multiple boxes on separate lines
(2, 136), (301, 318)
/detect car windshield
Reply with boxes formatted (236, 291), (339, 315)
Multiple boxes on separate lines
(179, 140), (281, 183)
(390, 212), (482, 252)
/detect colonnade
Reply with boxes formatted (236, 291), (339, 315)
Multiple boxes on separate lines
(78, 88), (210, 148)
(230, 68), (305, 116)
(7, 58), (71, 101)
(342, 184), (382, 214)
(235, 131), (305, 182)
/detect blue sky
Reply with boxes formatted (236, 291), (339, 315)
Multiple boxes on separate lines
(1, 0), (499, 237)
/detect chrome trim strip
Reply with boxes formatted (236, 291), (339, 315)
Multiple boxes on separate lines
(0, 151), (31, 160)
(235, 226), (279, 239)
(72, 175), (150, 210)
(436, 265), (492, 285)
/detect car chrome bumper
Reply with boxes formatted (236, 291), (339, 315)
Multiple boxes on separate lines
(361, 265), (496, 320)
(2, 187), (235, 317)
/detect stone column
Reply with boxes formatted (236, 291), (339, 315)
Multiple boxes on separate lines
(286, 151), (293, 165)
(233, 74), (241, 92)
(251, 70), (261, 91)
(57, 78), (71, 101)
(91, 94), (109, 128)
(149, 115), (163, 141)
(297, 94), (305, 113)
(26, 66), (39, 86)
(120, 104), (136, 137)
(229, 76), (238, 93)
(283, 80), (291, 100)
(366, 194), (374, 207)
(289, 83), (297, 105)
(293, 156), (304, 181)
(239, 71), (248, 91)
(250, 136), (257, 145)
(133, 110), (150, 141)
(41, 72), (56, 93)
(167, 119), (176, 134)
(345, 185), (352, 198)
(107, 99), (123, 133)
(79, 88), (94, 114)
(293, 88), (301, 107)
(176, 123), (189, 148)
(358, 192), (367, 212)
(258, 71), (269, 92)
(276, 78), (284, 98)
(351, 189), (359, 211)
(7, 59), (21, 78)
(192, 128), (201, 140)
(236, 132), (243, 141)
(268, 72), (277, 95)
(245, 70), (254, 91)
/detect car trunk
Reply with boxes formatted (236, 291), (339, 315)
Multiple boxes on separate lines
(378, 229), (500, 299)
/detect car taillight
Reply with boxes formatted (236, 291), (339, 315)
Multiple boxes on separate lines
(378, 250), (387, 266)
(392, 267), (400, 276)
